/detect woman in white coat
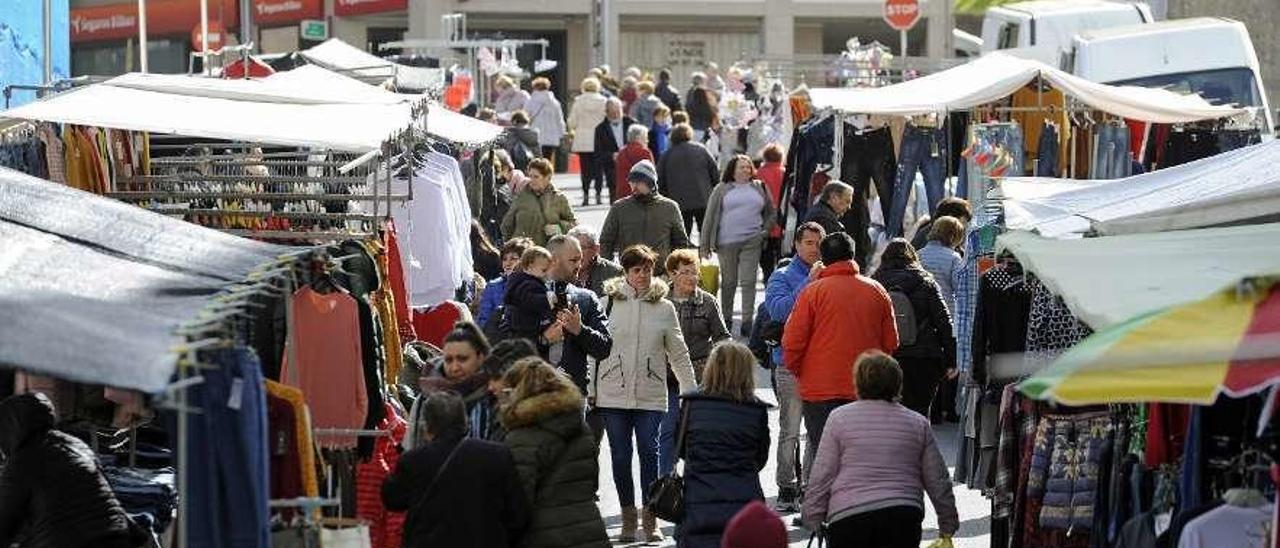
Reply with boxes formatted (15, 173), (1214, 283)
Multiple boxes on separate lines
(524, 76), (567, 166)
(592, 244), (698, 544)
(566, 77), (609, 207)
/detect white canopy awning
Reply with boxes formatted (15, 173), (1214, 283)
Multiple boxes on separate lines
(996, 224), (1280, 330)
(301, 38), (445, 92)
(1, 68), (501, 151)
(809, 53), (1241, 123)
(1001, 140), (1280, 237)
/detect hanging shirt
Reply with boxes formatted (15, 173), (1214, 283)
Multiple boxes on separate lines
(1177, 504), (1273, 548)
(281, 287), (368, 449)
(388, 152), (474, 308)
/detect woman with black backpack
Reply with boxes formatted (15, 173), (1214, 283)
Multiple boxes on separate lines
(870, 239), (957, 418)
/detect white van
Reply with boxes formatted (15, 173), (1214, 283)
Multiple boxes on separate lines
(979, 1), (1153, 65)
(1068, 18), (1274, 133)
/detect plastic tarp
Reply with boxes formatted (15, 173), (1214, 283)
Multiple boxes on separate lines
(1001, 140), (1280, 237)
(995, 223), (1280, 331)
(301, 38), (445, 92)
(808, 53), (1241, 123)
(0, 167), (293, 393)
(1, 69), (502, 150)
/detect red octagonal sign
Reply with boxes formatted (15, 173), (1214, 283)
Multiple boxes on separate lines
(884, 0), (921, 31)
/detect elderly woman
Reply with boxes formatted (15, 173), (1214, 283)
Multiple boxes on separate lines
(500, 158), (577, 246)
(594, 245), (698, 544)
(802, 351), (959, 548)
(492, 75), (530, 123)
(524, 77), (567, 165)
(614, 124), (654, 202)
(566, 77), (609, 206)
(700, 154), (777, 336)
(658, 248), (730, 477)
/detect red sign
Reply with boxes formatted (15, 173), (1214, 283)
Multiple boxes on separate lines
(883, 0), (921, 31)
(70, 0), (238, 43)
(191, 22), (226, 51)
(251, 0), (323, 26)
(335, 0), (407, 17)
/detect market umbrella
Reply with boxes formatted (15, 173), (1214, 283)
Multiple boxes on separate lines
(1019, 279), (1280, 405)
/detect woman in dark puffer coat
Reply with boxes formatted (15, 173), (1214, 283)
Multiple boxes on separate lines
(676, 341), (771, 548)
(871, 238), (957, 418)
(0, 393), (144, 548)
(500, 357), (610, 548)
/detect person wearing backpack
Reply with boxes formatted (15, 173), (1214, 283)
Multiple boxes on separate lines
(870, 239), (956, 418)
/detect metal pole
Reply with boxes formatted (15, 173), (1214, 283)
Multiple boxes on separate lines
(240, 0), (253, 49)
(900, 29), (907, 58)
(200, 0), (209, 75)
(42, 0), (52, 85)
(137, 0), (148, 73)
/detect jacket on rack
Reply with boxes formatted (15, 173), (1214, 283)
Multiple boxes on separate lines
(500, 372), (609, 548)
(871, 264), (956, 367)
(525, 90), (567, 148)
(500, 186), (577, 246)
(598, 194), (690, 269)
(592, 277), (697, 411)
(357, 404), (409, 548)
(382, 434), (530, 548)
(677, 393), (771, 548)
(656, 141), (719, 213)
(699, 180), (778, 257)
(0, 393), (142, 548)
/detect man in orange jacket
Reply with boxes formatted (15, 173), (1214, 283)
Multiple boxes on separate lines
(782, 231), (899, 472)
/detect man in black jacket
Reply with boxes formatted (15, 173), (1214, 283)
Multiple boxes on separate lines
(593, 97), (636, 204)
(804, 181), (854, 236)
(383, 392), (530, 548)
(543, 234), (613, 441)
(0, 393), (143, 548)
(654, 69), (683, 112)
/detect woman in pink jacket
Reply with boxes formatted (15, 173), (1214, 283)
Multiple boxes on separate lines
(801, 350), (959, 548)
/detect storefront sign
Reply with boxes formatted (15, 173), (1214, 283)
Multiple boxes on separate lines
(71, 0), (238, 43)
(300, 19), (328, 41)
(667, 39), (706, 67)
(334, 0), (407, 17)
(252, 0), (322, 26)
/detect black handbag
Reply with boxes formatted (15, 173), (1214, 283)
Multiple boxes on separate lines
(645, 401), (691, 522)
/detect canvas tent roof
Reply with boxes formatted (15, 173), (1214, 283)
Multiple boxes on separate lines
(0, 69), (500, 151)
(301, 38), (445, 92)
(0, 167), (293, 393)
(808, 53), (1241, 123)
(996, 224), (1280, 331)
(1001, 139), (1280, 237)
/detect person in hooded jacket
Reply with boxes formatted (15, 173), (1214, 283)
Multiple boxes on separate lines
(0, 393), (143, 548)
(499, 357), (610, 548)
(870, 239), (956, 418)
(594, 244), (698, 543)
(675, 341), (771, 548)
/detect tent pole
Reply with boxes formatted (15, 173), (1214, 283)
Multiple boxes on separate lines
(137, 0), (148, 73)
(200, 0), (209, 76)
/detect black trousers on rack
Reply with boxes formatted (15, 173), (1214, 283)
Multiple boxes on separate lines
(839, 126), (896, 269)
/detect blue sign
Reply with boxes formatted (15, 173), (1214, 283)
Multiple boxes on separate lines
(1, 0), (70, 109)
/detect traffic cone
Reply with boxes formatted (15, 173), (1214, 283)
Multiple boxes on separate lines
(567, 153), (580, 174)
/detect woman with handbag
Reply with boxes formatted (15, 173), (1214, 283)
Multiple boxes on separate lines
(674, 341), (771, 548)
(498, 357), (610, 548)
(801, 351), (958, 548)
(594, 244), (698, 543)
(381, 391), (530, 548)
(699, 154), (778, 337)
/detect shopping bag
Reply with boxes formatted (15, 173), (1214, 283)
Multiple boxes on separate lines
(319, 518), (372, 548)
(925, 536), (955, 548)
(699, 262), (719, 295)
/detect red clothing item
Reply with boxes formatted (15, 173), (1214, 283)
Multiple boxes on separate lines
(783, 261), (899, 401)
(808, 171), (831, 208)
(613, 142), (654, 201)
(383, 220), (417, 341)
(1145, 403), (1190, 467)
(357, 404), (408, 548)
(758, 161), (785, 238)
(281, 287), (368, 448)
(411, 301), (469, 348)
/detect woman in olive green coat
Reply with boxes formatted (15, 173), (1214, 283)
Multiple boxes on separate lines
(500, 357), (610, 548)
(501, 158), (577, 245)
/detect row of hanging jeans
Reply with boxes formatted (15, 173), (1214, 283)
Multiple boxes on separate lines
(887, 123), (949, 238)
(839, 124), (896, 266)
(1091, 123), (1132, 180)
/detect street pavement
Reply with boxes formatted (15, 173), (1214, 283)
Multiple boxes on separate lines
(552, 172), (992, 547)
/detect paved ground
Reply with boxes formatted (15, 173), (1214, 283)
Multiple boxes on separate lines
(553, 173), (991, 547)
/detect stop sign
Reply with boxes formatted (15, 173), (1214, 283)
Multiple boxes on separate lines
(884, 0), (921, 31)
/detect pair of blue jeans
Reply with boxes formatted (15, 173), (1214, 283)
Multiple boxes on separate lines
(888, 124), (949, 237)
(658, 382), (680, 476)
(1036, 124), (1060, 177)
(598, 407), (664, 507)
(1091, 124), (1131, 179)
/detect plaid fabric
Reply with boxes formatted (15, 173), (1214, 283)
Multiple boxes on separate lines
(954, 228), (982, 373)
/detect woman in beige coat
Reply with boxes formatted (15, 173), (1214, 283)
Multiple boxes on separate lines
(566, 77), (610, 206)
(591, 244), (697, 544)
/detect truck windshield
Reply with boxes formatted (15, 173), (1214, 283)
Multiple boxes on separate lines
(1111, 68), (1262, 108)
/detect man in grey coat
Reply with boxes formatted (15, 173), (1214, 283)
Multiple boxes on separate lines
(568, 225), (623, 297)
(599, 159), (690, 274)
(656, 123), (719, 239)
